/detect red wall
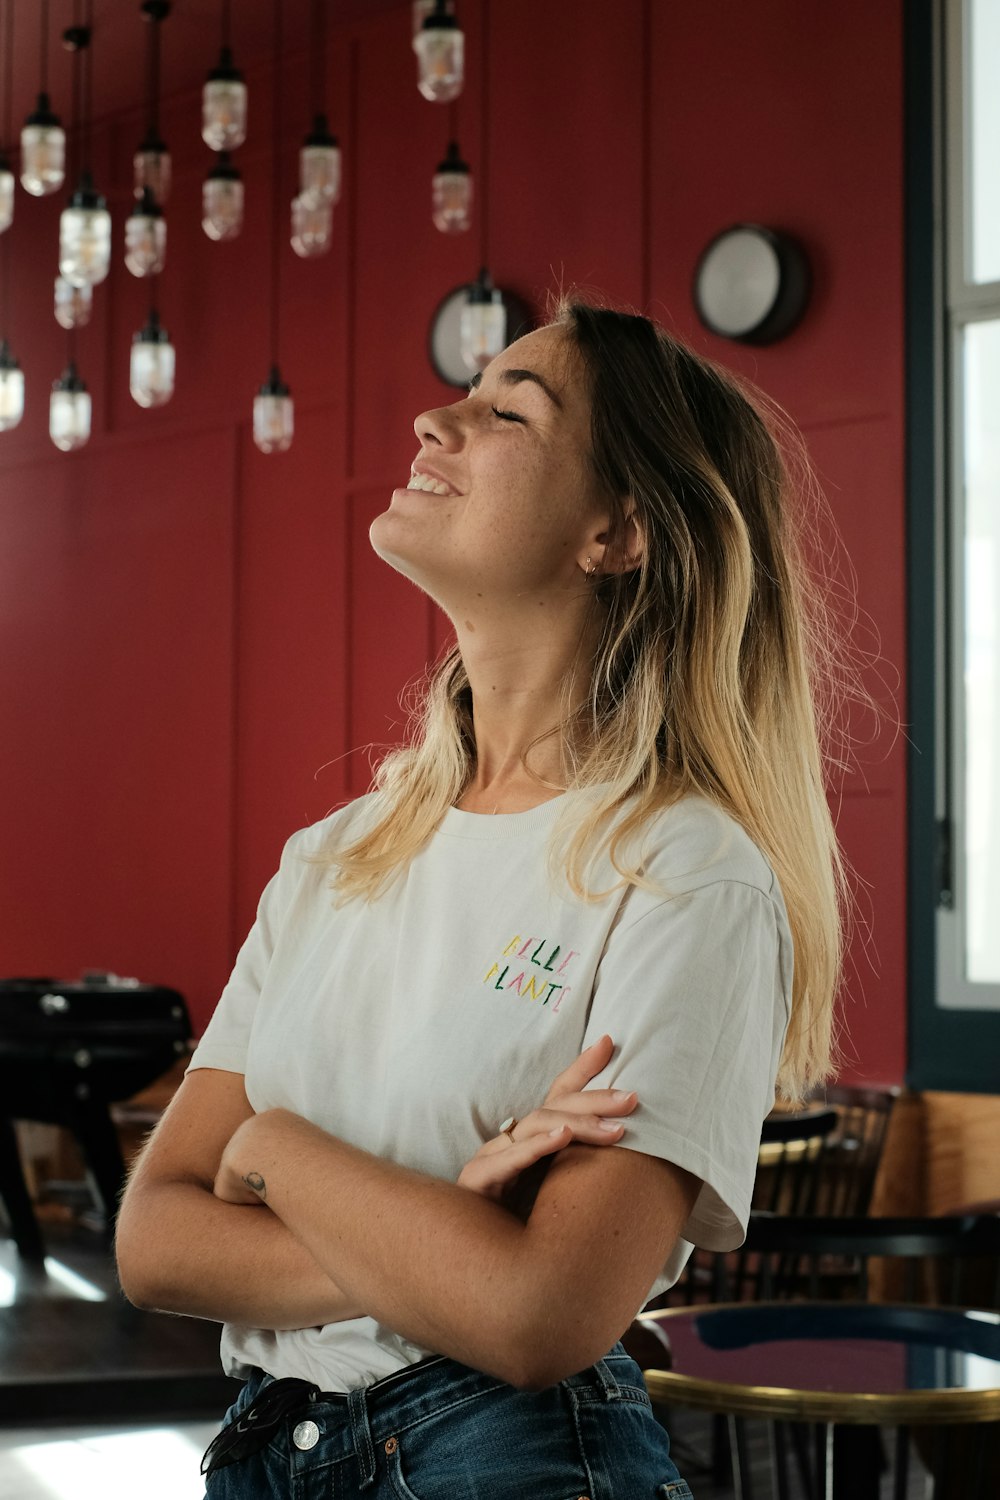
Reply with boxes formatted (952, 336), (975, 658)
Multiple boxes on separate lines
(0, 0), (906, 1083)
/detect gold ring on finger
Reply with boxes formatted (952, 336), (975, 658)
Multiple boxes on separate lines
(498, 1115), (518, 1143)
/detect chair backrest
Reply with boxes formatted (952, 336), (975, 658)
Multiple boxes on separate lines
(734, 1212), (1000, 1307)
(814, 1084), (899, 1216)
(754, 1107), (841, 1216)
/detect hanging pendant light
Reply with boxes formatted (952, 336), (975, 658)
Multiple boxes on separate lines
(460, 267), (506, 372)
(299, 1), (340, 209)
(49, 359), (90, 450)
(0, 151), (12, 234)
(254, 0), (292, 453)
(432, 140), (471, 233)
(0, 117), (21, 431)
(0, 338), (23, 431)
(124, 185), (166, 276)
(60, 13), (111, 288)
(0, 0), (12, 232)
(54, 272), (92, 328)
(202, 1), (247, 152)
(254, 365), (293, 454)
(300, 115), (340, 209)
(415, 1), (464, 103)
(60, 170), (111, 286)
(135, 1), (171, 202)
(130, 307), (174, 407)
(290, 191), (331, 258)
(21, 0), (65, 195)
(202, 150), (243, 239)
(134, 124), (170, 203)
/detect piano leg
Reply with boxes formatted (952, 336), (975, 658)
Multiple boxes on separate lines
(0, 1116), (46, 1261)
(66, 1099), (128, 1231)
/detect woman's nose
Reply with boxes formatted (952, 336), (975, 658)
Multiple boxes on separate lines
(413, 403), (462, 449)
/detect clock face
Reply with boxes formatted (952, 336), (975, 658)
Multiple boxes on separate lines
(693, 225), (810, 345)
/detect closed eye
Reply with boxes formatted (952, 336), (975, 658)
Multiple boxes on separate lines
(491, 405), (525, 424)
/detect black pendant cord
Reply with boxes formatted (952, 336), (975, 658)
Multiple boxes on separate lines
(479, 0), (489, 263)
(38, 0), (48, 92)
(1, 0), (10, 336)
(269, 0), (281, 369)
(67, 0), (81, 183)
(1, 229), (9, 345)
(3, 0), (13, 157)
(146, 5), (161, 138)
(310, 0), (326, 121)
(85, 0), (94, 177)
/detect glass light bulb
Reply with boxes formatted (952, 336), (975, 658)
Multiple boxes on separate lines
(300, 143), (341, 207)
(291, 193), (332, 257)
(20, 95), (65, 195)
(130, 320), (175, 408)
(415, 13), (464, 103)
(432, 171), (472, 233)
(202, 158), (244, 241)
(0, 162), (14, 233)
(59, 183), (112, 287)
(0, 342), (24, 432)
(54, 274), (93, 329)
(202, 49), (248, 151)
(124, 196), (167, 277)
(134, 144), (171, 204)
(50, 368), (91, 452)
(460, 292), (506, 372)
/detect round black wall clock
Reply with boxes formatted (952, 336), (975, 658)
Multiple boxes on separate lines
(692, 224), (811, 345)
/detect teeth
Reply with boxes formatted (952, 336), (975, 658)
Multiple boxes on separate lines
(406, 473), (455, 495)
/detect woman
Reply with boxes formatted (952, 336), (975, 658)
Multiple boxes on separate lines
(116, 299), (846, 1499)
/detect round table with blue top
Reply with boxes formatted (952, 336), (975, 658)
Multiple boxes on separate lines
(638, 1301), (1000, 1500)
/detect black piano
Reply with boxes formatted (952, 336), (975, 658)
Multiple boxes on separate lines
(0, 974), (191, 1259)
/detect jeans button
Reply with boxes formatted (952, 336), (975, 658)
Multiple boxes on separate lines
(293, 1419), (320, 1450)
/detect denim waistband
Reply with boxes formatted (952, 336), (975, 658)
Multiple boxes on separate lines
(202, 1340), (638, 1487)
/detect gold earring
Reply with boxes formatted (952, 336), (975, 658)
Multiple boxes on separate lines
(586, 556), (595, 578)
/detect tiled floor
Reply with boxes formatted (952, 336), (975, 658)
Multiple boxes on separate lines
(0, 1420), (219, 1500)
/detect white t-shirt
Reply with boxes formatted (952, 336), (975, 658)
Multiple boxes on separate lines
(188, 789), (792, 1392)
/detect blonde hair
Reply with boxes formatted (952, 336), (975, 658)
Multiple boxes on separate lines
(325, 298), (860, 1102)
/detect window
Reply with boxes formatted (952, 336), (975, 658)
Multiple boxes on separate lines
(938, 0), (1000, 1009)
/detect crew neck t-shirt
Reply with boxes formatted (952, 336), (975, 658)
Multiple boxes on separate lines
(188, 789), (793, 1393)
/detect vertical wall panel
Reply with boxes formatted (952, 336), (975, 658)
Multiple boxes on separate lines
(0, 429), (235, 1019)
(233, 407), (352, 943)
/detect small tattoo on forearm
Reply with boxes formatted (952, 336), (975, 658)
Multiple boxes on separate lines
(243, 1171), (267, 1200)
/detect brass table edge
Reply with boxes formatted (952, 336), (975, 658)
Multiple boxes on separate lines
(641, 1369), (1000, 1425)
(639, 1302), (1000, 1425)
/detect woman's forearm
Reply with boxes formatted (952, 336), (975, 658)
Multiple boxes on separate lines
(216, 1109), (546, 1383)
(115, 1178), (366, 1329)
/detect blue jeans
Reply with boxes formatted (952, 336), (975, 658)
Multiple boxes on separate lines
(202, 1343), (694, 1499)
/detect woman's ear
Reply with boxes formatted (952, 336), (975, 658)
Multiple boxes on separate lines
(593, 503), (645, 577)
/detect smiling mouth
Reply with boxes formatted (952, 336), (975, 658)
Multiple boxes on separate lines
(405, 473), (460, 496)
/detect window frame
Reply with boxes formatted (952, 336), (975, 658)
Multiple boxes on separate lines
(908, 0), (1000, 1089)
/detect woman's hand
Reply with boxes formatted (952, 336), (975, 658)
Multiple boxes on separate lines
(457, 1034), (636, 1203)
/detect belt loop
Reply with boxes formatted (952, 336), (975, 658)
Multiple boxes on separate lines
(347, 1385), (377, 1489)
(592, 1355), (622, 1400)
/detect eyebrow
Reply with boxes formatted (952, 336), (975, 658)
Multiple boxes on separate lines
(468, 367), (564, 410)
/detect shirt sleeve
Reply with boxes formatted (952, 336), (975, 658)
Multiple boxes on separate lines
(583, 878), (792, 1253)
(186, 827), (312, 1076)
